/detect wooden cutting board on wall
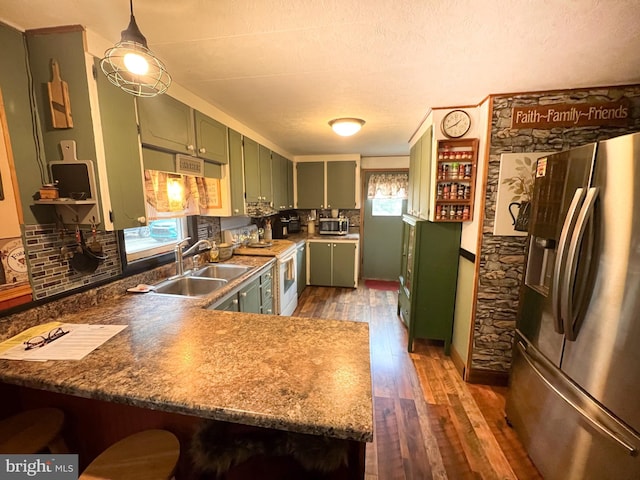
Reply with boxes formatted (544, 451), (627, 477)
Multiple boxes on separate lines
(47, 59), (73, 128)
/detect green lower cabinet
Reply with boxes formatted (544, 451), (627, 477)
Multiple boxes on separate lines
(217, 295), (240, 312)
(308, 242), (332, 286)
(260, 268), (274, 314)
(308, 241), (357, 288)
(212, 267), (275, 314)
(239, 277), (261, 313)
(332, 242), (356, 287)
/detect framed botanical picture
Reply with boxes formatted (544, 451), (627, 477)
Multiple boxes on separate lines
(493, 152), (551, 236)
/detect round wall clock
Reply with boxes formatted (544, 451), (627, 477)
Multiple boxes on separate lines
(441, 109), (471, 138)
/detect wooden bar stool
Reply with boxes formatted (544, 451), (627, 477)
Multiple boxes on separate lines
(79, 429), (180, 480)
(0, 408), (69, 454)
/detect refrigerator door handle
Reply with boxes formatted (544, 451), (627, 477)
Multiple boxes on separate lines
(552, 188), (585, 334)
(517, 341), (639, 457)
(561, 187), (599, 341)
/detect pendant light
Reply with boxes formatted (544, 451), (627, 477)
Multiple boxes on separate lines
(100, 0), (171, 97)
(328, 118), (365, 136)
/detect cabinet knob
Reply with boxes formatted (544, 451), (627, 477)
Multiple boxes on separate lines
(265, 289), (272, 295)
(137, 216), (146, 223)
(233, 208), (240, 213)
(266, 309), (272, 314)
(240, 292), (247, 297)
(232, 299), (238, 305)
(199, 147), (206, 154)
(186, 144), (195, 151)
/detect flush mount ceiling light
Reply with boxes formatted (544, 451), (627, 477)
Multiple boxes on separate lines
(329, 118), (365, 136)
(100, 0), (171, 97)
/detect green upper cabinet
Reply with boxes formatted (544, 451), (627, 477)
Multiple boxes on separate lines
(410, 136), (422, 217)
(286, 159), (294, 209)
(138, 95), (195, 155)
(243, 137), (260, 202)
(296, 159), (358, 210)
(296, 162), (324, 209)
(407, 127), (433, 220)
(94, 58), (146, 230)
(407, 141), (418, 216)
(326, 161), (356, 209)
(418, 127), (433, 220)
(228, 129), (245, 215)
(271, 152), (293, 211)
(258, 144), (272, 203)
(244, 138), (272, 203)
(194, 110), (228, 164)
(138, 96), (229, 164)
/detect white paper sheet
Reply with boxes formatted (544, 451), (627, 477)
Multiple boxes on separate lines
(0, 324), (127, 361)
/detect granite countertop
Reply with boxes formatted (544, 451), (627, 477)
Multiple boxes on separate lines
(0, 256), (373, 442)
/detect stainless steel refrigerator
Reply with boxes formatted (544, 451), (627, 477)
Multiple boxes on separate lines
(506, 131), (640, 480)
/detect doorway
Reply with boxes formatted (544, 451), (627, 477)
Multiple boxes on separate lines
(361, 170), (408, 281)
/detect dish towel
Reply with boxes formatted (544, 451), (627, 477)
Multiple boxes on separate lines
(285, 259), (295, 281)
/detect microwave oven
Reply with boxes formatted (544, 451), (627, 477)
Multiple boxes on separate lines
(318, 217), (349, 235)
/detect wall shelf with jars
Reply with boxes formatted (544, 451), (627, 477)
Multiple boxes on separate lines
(431, 138), (479, 223)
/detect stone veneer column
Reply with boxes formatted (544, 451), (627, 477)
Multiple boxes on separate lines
(471, 86), (640, 374)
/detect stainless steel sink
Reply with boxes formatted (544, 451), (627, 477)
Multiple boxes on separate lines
(190, 264), (252, 281)
(153, 276), (227, 297)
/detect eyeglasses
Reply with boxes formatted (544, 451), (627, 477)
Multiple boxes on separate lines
(24, 327), (69, 351)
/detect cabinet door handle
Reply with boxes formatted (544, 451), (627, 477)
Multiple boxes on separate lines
(232, 299), (238, 305)
(199, 147), (206, 154)
(240, 292), (247, 297)
(186, 144), (195, 151)
(265, 289), (272, 295)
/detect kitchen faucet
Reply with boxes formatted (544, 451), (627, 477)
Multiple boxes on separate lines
(174, 237), (212, 276)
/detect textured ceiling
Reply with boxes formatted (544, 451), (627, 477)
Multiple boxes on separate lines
(1, 0), (639, 157)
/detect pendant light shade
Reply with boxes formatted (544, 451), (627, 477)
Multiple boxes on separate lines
(100, 0), (171, 97)
(329, 118), (365, 136)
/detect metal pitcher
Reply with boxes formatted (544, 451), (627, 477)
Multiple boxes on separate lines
(509, 201), (531, 232)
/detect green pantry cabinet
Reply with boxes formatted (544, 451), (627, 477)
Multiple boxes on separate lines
(398, 214), (461, 353)
(213, 267), (274, 313)
(307, 240), (358, 288)
(296, 161), (357, 209)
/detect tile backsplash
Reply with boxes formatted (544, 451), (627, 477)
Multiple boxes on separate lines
(24, 224), (121, 300)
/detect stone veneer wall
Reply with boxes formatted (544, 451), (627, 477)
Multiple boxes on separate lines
(472, 85), (640, 373)
(24, 224), (121, 300)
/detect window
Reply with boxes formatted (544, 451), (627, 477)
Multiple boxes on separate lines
(367, 172), (408, 217)
(123, 217), (188, 263)
(372, 198), (404, 216)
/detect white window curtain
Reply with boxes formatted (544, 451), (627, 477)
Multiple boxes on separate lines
(367, 172), (408, 199)
(144, 170), (222, 219)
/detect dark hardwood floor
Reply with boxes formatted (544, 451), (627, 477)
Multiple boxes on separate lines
(293, 284), (542, 480)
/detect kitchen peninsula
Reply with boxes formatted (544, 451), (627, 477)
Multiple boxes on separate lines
(0, 257), (373, 478)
